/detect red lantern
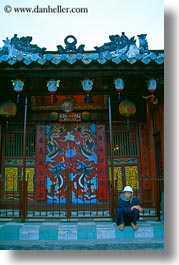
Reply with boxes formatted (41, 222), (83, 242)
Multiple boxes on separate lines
(114, 78), (124, 99)
(0, 100), (17, 118)
(148, 79), (157, 103)
(12, 79), (24, 103)
(47, 79), (60, 104)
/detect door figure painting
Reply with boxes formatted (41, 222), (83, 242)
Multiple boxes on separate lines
(45, 123), (108, 205)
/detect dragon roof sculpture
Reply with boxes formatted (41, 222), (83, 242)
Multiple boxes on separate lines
(0, 33), (164, 66)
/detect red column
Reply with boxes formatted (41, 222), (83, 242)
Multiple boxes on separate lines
(35, 125), (46, 200)
(145, 101), (158, 205)
(96, 124), (108, 200)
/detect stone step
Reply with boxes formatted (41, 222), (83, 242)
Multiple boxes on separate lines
(0, 238), (164, 250)
(0, 220), (164, 242)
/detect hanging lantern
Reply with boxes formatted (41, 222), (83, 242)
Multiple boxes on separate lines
(0, 100), (17, 127)
(47, 79), (60, 104)
(148, 79), (157, 103)
(119, 99), (136, 128)
(119, 99), (136, 117)
(114, 78), (124, 99)
(81, 79), (93, 103)
(60, 97), (75, 113)
(12, 79), (24, 103)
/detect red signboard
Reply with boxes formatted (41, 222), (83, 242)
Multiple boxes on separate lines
(35, 125), (46, 200)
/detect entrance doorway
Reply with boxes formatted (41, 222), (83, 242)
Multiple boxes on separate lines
(0, 122), (160, 220)
(37, 122), (110, 218)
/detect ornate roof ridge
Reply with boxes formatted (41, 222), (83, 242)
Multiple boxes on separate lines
(0, 33), (164, 66)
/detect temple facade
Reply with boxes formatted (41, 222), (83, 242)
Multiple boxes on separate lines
(0, 33), (164, 221)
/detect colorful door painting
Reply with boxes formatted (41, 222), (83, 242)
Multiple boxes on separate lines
(45, 123), (108, 205)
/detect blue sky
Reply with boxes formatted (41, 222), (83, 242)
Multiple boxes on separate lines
(0, 0), (164, 51)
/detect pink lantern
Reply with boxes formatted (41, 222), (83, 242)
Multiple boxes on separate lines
(47, 79), (60, 104)
(81, 79), (93, 103)
(12, 79), (24, 103)
(114, 78), (124, 99)
(148, 79), (157, 102)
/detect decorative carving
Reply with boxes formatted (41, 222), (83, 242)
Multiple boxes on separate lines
(0, 34), (46, 57)
(57, 35), (85, 53)
(137, 34), (149, 52)
(11, 34), (46, 53)
(0, 42), (9, 56)
(0, 33), (162, 65)
(94, 32), (135, 52)
(60, 97), (76, 113)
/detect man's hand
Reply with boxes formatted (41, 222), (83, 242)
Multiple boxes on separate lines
(131, 205), (143, 212)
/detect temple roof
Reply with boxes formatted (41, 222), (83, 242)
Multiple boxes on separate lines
(0, 33), (164, 67)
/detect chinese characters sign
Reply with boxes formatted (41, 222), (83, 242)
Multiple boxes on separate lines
(35, 125), (46, 200)
(4, 167), (18, 191)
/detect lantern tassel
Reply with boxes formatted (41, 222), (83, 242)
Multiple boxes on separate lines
(118, 92), (121, 100)
(85, 94), (91, 103)
(150, 94), (155, 103)
(16, 94), (20, 104)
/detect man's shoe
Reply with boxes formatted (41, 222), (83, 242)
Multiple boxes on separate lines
(118, 223), (125, 230)
(131, 222), (138, 231)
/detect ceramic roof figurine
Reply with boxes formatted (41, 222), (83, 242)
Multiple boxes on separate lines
(0, 33), (164, 66)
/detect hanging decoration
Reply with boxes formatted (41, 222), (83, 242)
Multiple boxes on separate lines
(147, 79), (157, 103)
(114, 78), (124, 99)
(0, 100), (17, 129)
(60, 96), (75, 113)
(12, 79), (24, 103)
(47, 79), (60, 104)
(119, 99), (136, 128)
(81, 79), (93, 103)
(0, 100), (17, 118)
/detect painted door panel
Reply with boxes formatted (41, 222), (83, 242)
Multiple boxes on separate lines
(45, 123), (108, 205)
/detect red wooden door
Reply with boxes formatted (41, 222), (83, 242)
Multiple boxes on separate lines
(45, 123), (109, 209)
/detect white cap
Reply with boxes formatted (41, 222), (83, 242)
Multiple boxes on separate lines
(123, 185), (133, 193)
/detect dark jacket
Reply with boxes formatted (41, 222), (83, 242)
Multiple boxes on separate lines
(117, 193), (140, 215)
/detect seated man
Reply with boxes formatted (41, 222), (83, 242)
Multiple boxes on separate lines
(114, 185), (142, 231)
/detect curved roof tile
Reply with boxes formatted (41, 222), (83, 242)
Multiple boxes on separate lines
(0, 33), (164, 66)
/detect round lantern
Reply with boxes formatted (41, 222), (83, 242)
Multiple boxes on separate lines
(148, 79), (157, 103)
(0, 100), (17, 118)
(60, 97), (75, 113)
(119, 99), (136, 128)
(47, 79), (60, 104)
(114, 78), (124, 99)
(81, 79), (93, 103)
(12, 79), (24, 103)
(119, 99), (136, 117)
